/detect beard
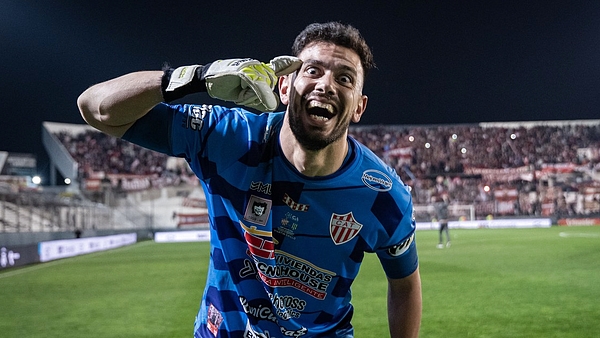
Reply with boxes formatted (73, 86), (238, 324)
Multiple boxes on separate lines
(287, 104), (350, 151)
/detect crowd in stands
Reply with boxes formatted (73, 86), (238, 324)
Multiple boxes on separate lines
(350, 121), (600, 218)
(55, 120), (600, 219)
(57, 130), (168, 177)
(55, 130), (196, 191)
(351, 122), (600, 177)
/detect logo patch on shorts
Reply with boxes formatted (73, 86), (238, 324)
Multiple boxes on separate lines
(330, 212), (363, 245)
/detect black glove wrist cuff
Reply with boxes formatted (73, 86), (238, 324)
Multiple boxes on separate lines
(160, 63), (209, 102)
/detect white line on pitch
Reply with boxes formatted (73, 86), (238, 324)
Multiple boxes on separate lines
(559, 232), (600, 238)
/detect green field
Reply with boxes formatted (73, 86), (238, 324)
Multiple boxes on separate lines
(1, 226), (599, 337)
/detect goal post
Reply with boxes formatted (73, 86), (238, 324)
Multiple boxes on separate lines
(413, 204), (476, 222)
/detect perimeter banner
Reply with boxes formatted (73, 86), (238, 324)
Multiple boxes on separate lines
(557, 218), (600, 226)
(0, 244), (39, 270)
(38, 233), (137, 262)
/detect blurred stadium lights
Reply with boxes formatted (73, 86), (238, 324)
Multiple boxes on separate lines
(32, 175), (42, 185)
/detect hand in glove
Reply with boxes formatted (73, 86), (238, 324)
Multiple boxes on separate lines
(162, 56), (302, 111)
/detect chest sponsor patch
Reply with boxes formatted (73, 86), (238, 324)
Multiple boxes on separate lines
(240, 221), (275, 260)
(244, 195), (272, 226)
(330, 212), (363, 245)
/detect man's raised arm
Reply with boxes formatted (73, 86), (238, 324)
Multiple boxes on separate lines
(77, 71), (164, 138)
(77, 56), (302, 137)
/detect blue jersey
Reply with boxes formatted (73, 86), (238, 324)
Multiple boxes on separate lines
(123, 103), (418, 338)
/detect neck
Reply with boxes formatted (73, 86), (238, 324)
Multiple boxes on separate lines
(279, 122), (349, 177)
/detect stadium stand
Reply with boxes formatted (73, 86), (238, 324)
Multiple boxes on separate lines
(2, 119), (600, 240)
(350, 120), (600, 220)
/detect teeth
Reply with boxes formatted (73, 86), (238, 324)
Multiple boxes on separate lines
(311, 115), (329, 121)
(308, 101), (334, 113)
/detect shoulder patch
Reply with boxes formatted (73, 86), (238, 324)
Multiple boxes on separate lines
(361, 169), (393, 192)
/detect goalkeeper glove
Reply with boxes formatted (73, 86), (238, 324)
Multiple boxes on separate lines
(162, 56), (302, 111)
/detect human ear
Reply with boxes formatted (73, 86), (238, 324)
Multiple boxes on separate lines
(278, 75), (290, 105)
(352, 95), (368, 123)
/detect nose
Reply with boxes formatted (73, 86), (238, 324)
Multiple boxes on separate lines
(314, 72), (336, 96)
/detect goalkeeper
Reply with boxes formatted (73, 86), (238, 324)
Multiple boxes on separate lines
(78, 22), (421, 338)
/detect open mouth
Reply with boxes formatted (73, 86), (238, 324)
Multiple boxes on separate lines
(307, 100), (335, 121)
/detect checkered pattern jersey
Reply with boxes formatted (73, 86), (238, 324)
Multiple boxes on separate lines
(122, 103), (418, 337)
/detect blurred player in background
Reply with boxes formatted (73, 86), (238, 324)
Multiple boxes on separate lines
(78, 21), (421, 337)
(434, 192), (451, 248)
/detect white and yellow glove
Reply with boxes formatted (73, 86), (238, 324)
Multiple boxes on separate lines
(162, 56), (302, 111)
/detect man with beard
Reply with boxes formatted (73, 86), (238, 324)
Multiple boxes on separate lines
(78, 22), (421, 338)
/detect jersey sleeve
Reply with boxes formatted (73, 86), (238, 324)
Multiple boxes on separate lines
(122, 102), (267, 181)
(376, 181), (419, 279)
(376, 232), (418, 279)
(121, 103), (175, 155)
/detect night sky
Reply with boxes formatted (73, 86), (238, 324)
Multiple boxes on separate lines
(1, 0), (599, 176)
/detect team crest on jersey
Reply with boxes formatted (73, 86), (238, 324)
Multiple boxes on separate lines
(330, 212), (363, 245)
(244, 195), (272, 226)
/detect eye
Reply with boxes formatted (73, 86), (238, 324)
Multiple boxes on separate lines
(337, 74), (354, 87)
(339, 74), (352, 84)
(305, 66), (320, 76)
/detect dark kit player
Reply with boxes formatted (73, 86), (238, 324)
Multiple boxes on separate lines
(78, 22), (421, 337)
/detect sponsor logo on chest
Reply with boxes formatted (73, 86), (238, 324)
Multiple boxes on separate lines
(244, 195), (272, 226)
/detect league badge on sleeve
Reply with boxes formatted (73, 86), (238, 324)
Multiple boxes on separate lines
(330, 212), (363, 245)
(387, 233), (415, 257)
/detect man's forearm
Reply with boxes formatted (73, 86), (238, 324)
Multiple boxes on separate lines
(77, 71), (164, 137)
(388, 268), (422, 338)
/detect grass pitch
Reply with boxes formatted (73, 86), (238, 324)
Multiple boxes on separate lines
(1, 226), (599, 337)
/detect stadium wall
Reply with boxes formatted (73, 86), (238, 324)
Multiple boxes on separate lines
(0, 232), (138, 270)
(0, 228), (154, 247)
(416, 218), (552, 230)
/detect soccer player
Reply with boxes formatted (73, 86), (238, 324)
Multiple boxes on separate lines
(78, 21), (421, 338)
(434, 193), (451, 248)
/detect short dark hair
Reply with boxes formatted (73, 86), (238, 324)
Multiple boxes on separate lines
(292, 22), (375, 79)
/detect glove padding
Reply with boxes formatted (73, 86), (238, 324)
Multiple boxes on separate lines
(163, 56), (301, 111)
(203, 56), (302, 111)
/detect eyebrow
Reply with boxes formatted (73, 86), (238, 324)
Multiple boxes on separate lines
(303, 59), (358, 76)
